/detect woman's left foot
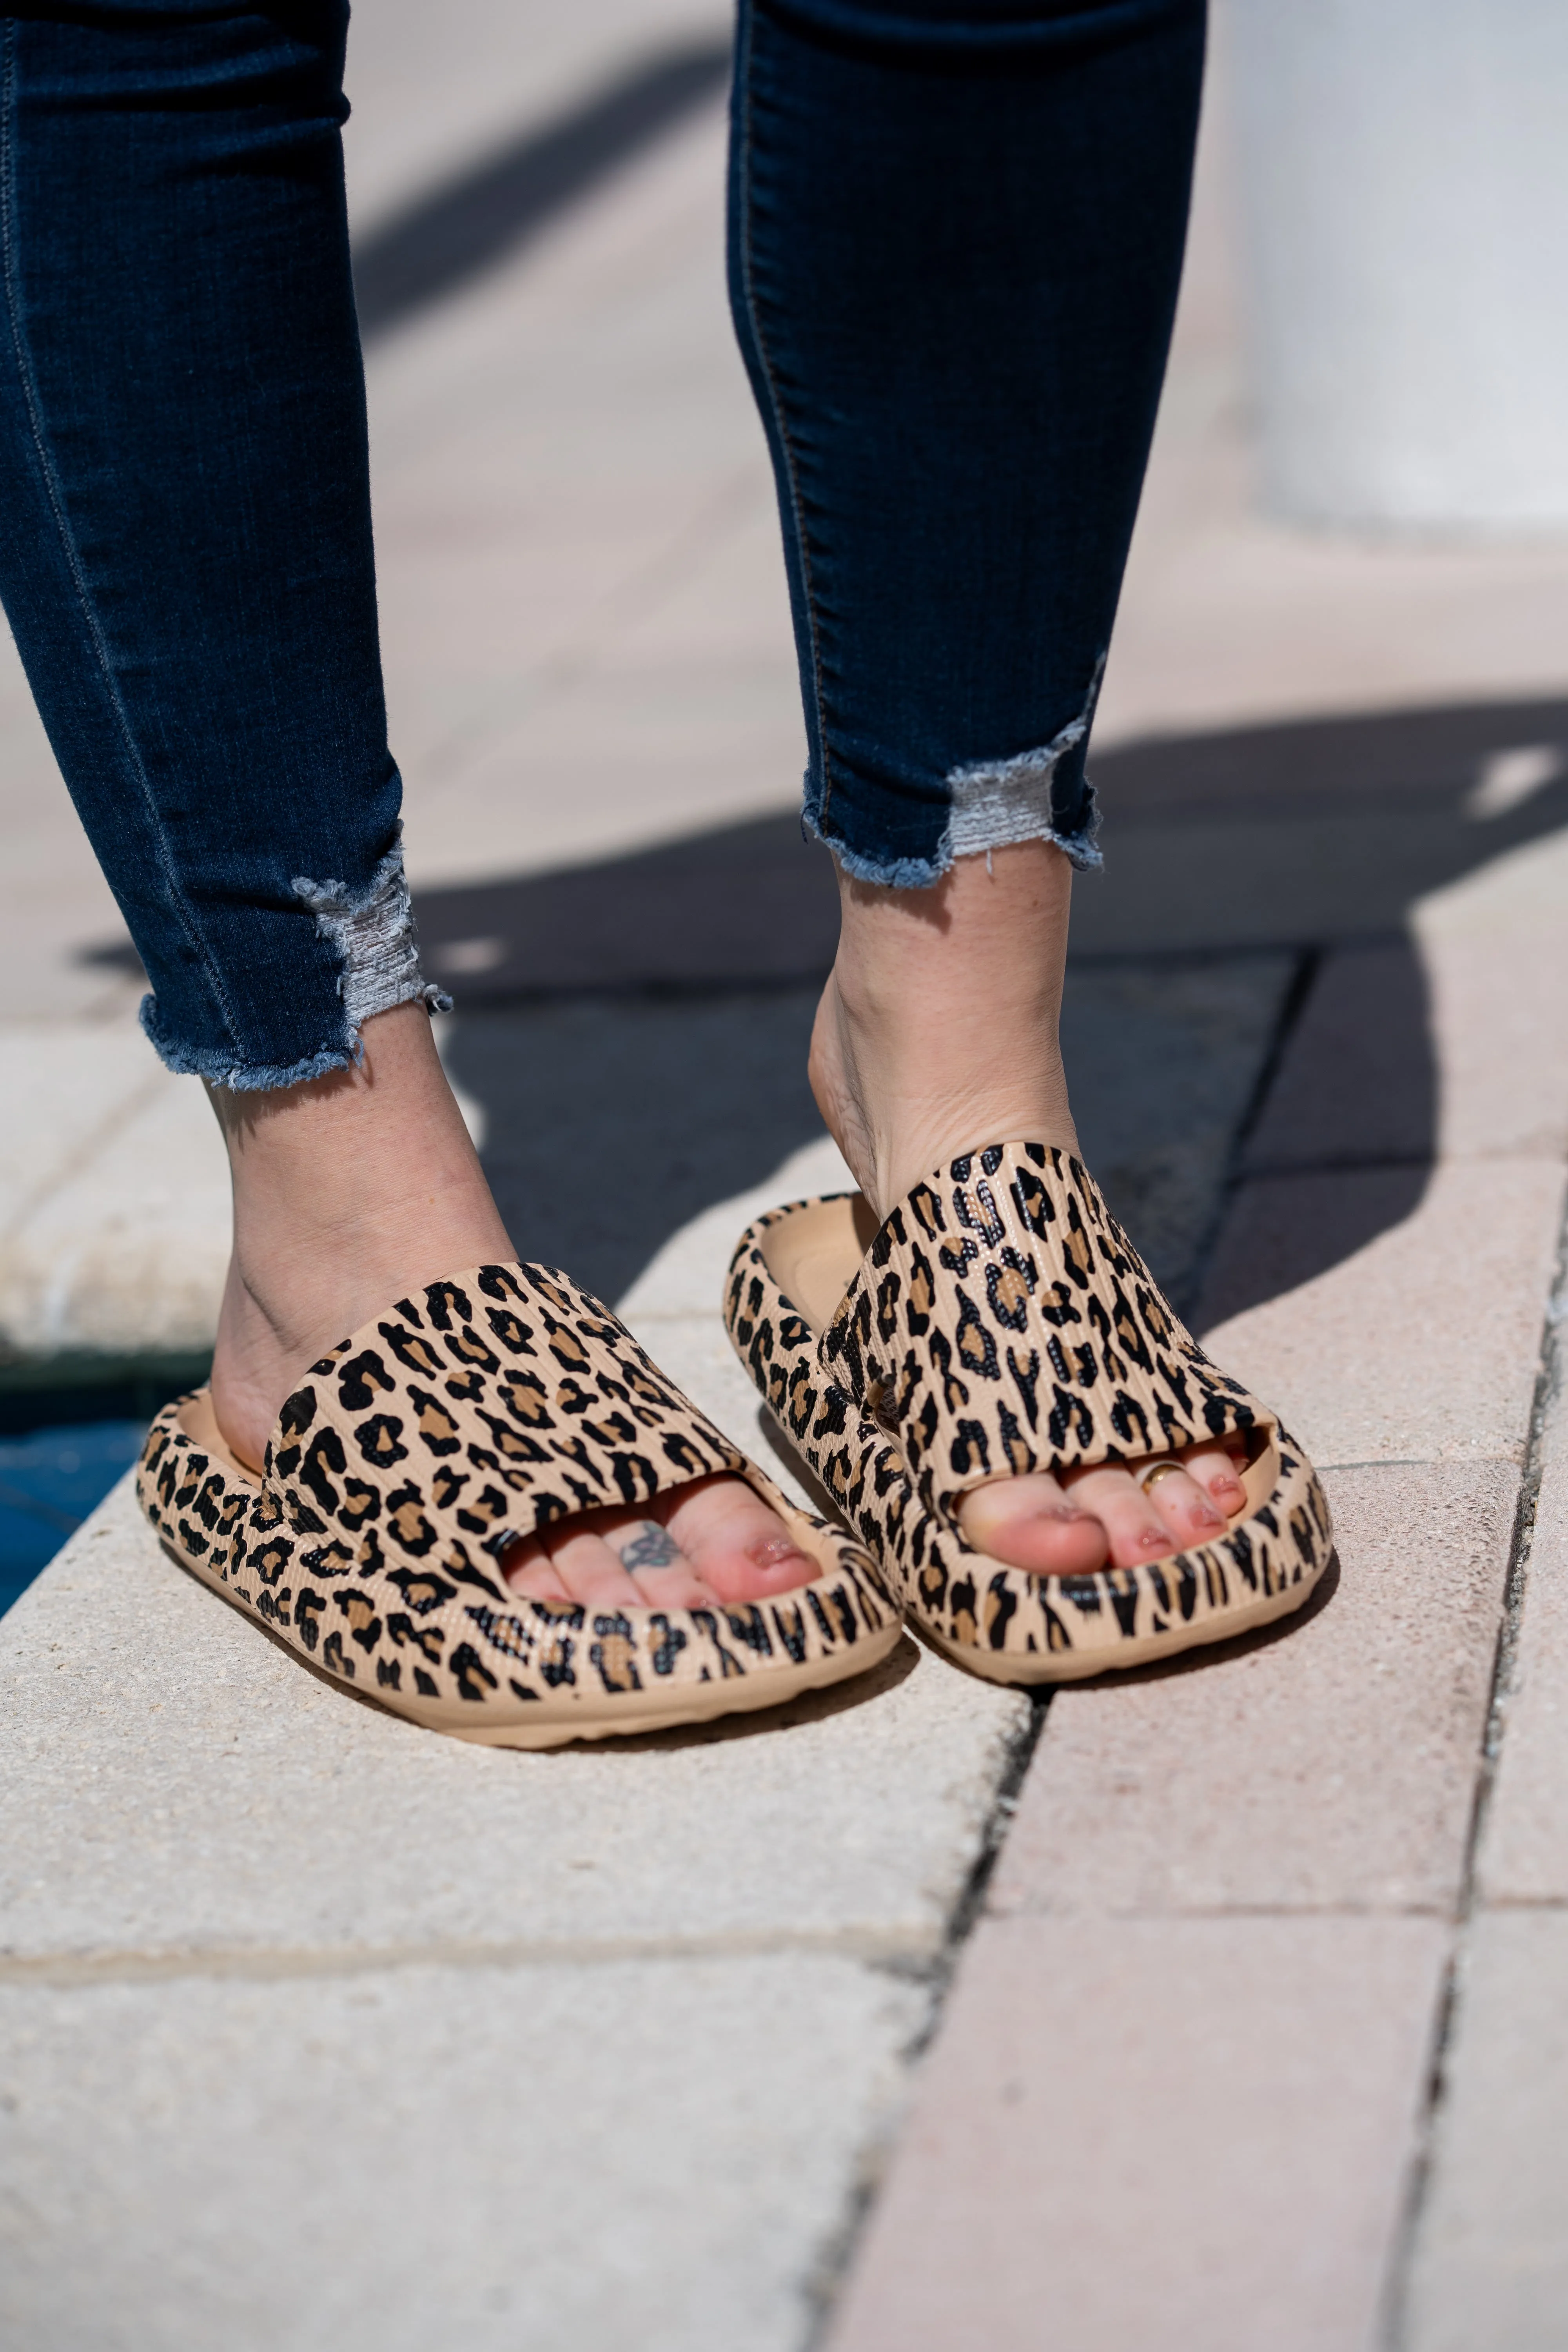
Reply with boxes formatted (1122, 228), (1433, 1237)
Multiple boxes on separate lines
(954, 1436), (1250, 1577)
(725, 1143), (1331, 1685)
(808, 836), (1252, 1579)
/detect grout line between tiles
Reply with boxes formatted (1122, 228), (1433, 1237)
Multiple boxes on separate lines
(5, 1894), (1511, 1994)
(1183, 944), (1318, 1318)
(0, 1922), (943, 1991)
(1380, 1163), (1568, 2350)
(800, 1690), (1052, 2348)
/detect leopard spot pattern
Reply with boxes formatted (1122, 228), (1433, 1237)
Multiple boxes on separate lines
(138, 1260), (897, 1730)
(723, 1144), (1332, 1673)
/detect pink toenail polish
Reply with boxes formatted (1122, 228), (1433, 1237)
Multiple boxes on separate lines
(746, 1535), (809, 1570)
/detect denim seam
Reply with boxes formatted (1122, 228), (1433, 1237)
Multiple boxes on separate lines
(0, 21), (247, 1056)
(735, 8), (835, 834)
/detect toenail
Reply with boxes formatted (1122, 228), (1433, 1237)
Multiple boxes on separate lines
(746, 1535), (809, 1569)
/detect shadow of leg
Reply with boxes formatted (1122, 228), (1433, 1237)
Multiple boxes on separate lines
(1197, 931), (1437, 1327)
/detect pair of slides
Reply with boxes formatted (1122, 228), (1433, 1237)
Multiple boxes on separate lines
(138, 1141), (1332, 1745)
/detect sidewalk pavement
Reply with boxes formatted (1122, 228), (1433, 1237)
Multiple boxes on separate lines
(4, 7), (1568, 2347)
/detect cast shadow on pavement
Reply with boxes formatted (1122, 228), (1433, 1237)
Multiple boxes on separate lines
(420, 693), (1568, 1319)
(351, 39), (731, 339)
(75, 692), (1568, 1321)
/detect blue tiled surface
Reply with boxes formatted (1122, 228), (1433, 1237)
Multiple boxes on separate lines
(0, 1421), (145, 1616)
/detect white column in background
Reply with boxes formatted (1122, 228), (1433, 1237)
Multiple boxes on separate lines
(1226, 0), (1568, 530)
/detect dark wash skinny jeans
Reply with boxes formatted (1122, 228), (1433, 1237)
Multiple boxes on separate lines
(0, 0), (1203, 1090)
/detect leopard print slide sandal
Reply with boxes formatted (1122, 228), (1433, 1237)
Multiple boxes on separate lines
(137, 1260), (900, 1746)
(724, 1142), (1332, 1683)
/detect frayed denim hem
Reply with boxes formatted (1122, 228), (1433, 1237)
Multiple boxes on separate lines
(139, 827), (452, 1093)
(808, 806), (1102, 889)
(140, 1001), (361, 1093)
(803, 805), (961, 889)
(140, 971), (451, 1092)
(805, 653), (1107, 887)
(293, 826), (452, 1032)
(941, 653), (1105, 872)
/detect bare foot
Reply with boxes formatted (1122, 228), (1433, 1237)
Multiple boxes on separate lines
(809, 838), (1244, 1578)
(500, 1472), (815, 1608)
(208, 1003), (814, 1609)
(954, 1439), (1250, 1577)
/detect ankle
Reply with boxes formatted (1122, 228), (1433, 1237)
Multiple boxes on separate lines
(809, 842), (1080, 1216)
(207, 1004), (514, 1465)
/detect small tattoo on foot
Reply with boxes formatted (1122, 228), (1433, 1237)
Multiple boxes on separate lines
(617, 1520), (681, 1572)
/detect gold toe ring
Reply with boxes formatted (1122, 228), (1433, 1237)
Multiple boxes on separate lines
(1137, 1459), (1185, 1496)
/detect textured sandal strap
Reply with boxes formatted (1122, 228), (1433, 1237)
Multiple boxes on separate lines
(264, 1261), (747, 1584)
(820, 1144), (1260, 1527)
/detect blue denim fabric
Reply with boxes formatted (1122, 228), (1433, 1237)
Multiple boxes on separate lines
(0, 1), (432, 1089)
(0, 0), (1201, 1089)
(729, 0), (1205, 884)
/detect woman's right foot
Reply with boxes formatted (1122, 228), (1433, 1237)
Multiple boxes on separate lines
(809, 837), (1249, 1580)
(208, 1002), (817, 1612)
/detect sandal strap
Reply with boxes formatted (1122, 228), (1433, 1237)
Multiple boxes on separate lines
(262, 1261), (747, 1586)
(819, 1143), (1260, 1528)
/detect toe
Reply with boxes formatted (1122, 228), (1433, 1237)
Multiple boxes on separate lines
(535, 1524), (652, 1610)
(1182, 1439), (1249, 1518)
(599, 1512), (715, 1610)
(952, 1434), (1252, 1581)
(663, 1474), (818, 1604)
(958, 1472), (1110, 1576)
(502, 1539), (573, 1603)
(501, 1482), (804, 1610)
(1059, 1465), (1186, 1570)
(1142, 1464), (1229, 1550)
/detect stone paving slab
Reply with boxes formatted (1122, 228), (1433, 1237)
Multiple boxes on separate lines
(989, 1460), (1517, 1920)
(2, 9), (1567, 2343)
(828, 1913), (1448, 2352)
(1472, 1374), (1568, 1909)
(1395, 1224), (1568, 2345)
(0, 1067), (228, 1366)
(831, 803), (1568, 2342)
(0, 1948), (920, 2352)
(0, 1023), (227, 1374)
(0, 1476), (1021, 1967)
(0, 931), (1296, 2343)
(341, 0), (730, 240)
(0, 947), (1292, 1382)
(1241, 940), (1436, 1174)
(1403, 1912), (1568, 2352)
(1200, 1156), (1564, 1467)
(1410, 831), (1568, 1165)
(369, 105), (808, 899)
(0, 1026), (163, 1239)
